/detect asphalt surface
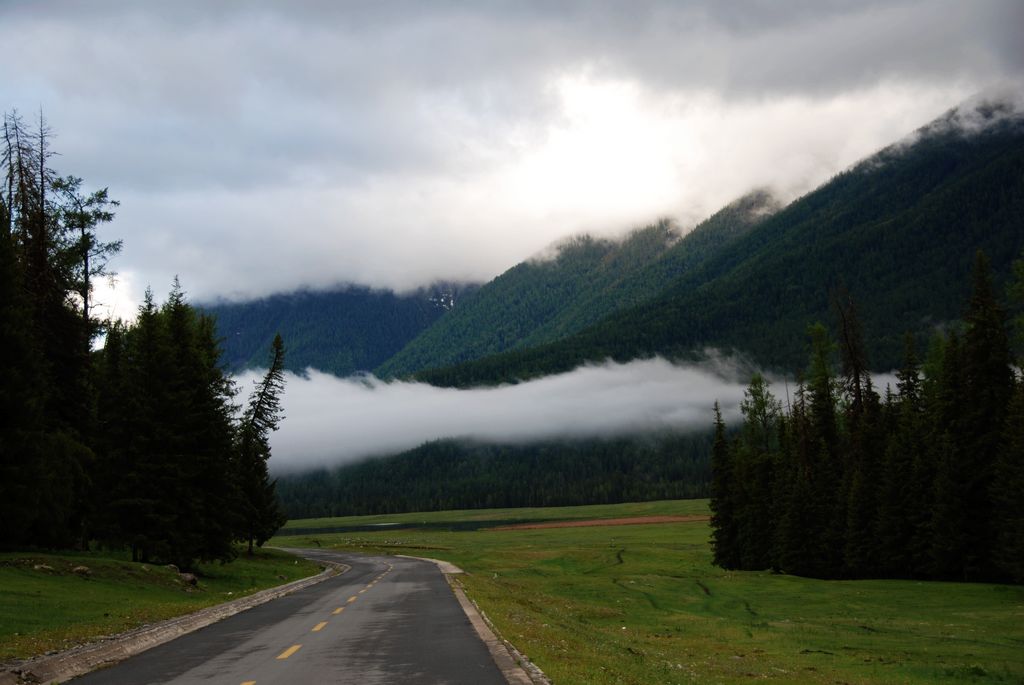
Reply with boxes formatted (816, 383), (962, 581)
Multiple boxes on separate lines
(70, 550), (508, 685)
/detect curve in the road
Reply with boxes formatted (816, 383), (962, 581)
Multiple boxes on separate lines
(71, 550), (510, 685)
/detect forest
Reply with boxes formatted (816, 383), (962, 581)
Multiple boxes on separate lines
(0, 111), (287, 569)
(416, 111), (1024, 388)
(275, 433), (712, 518)
(710, 252), (1024, 583)
(202, 283), (473, 377)
(377, 191), (775, 378)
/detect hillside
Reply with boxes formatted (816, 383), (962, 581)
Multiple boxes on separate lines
(377, 191), (777, 377)
(274, 433), (712, 518)
(201, 284), (475, 376)
(417, 99), (1024, 387)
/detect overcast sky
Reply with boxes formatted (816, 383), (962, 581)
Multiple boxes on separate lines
(2, 1), (1021, 315)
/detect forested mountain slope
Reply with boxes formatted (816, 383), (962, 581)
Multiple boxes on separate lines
(418, 100), (1024, 387)
(202, 284), (475, 376)
(275, 433), (712, 518)
(377, 191), (777, 377)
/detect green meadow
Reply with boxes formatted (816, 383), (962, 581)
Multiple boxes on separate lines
(0, 549), (321, 662)
(275, 499), (1024, 685)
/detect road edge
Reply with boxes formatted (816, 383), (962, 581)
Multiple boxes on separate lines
(397, 555), (551, 685)
(0, 559), (349, 685)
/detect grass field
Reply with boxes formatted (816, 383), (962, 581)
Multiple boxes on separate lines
(279, 499), (707, 530)
(274, 499), (1024, 685)
(0, 548), (321, 662)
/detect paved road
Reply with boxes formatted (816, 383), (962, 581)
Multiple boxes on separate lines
(71, 550), (508, 685)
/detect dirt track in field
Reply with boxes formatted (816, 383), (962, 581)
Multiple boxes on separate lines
(490, 515), (709, 531)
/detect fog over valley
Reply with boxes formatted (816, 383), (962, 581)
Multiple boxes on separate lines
(246, 357), (898, 472)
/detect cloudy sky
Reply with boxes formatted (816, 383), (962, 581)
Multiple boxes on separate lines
(2, 1), (1021, 316)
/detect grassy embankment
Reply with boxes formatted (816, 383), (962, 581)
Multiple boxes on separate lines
(275, 499), (1024, 685)
(0, 548), (321, 662)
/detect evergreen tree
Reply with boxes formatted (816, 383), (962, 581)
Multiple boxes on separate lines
(709, 402), (740, 569)
(804, 324), (844, 576)
(774, 379), (817, 575)
(733, 374), (781, 570)
(957, 252), (1013, 578)
(236, 334), (289, 554)
(876, 333), (925, 576)
(1, 110), (97, 548)
(0, 185), (47, 547)
(991, 378), (1024, 582)
(161, 279), (238, 567)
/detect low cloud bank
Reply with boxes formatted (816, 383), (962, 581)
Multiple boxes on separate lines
(233, 357), (766, 472)
(239, 357), (897, 473)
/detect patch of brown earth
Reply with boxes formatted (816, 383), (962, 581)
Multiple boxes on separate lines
(490, 515), (709, 531)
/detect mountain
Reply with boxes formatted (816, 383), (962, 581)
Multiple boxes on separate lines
(417, 97), (1024, 387)
(376, 190), (778, 377)
(201, 283), (476, 376)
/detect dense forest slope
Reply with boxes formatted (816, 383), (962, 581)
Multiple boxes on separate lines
(201, 284), (475, 376)
(377, 191), (777, 377)
(418, 100), (1024, 387)
(274, 433), (712, 518)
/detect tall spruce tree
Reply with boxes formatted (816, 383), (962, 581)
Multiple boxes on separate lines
(876, 333), (925, 577)
(0, 110), (100, 548)
(833, 293), (881, 576)
(161, 280), (238, 567)
(804, 323), (845, 577)
(0, 185), (47, 547)
(958, 251), (1013, 579)
(709, 402), (740, 569)
(733, 374), (781, 570)
(991, 378), (1024, 582)
(236, 334), (289, 554)
(991, 252), (1024, 582)
(774, 378), (818, 575)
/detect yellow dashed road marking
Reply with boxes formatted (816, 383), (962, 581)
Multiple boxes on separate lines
(276, 645), (302, 660)
(332, 607), (345, 615)
(347, 595), (358, 603)
(241, 681), (256, 685)
(312, 621), (328, 632)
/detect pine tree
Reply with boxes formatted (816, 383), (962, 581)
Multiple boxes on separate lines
(992, 252), (1024, 582)
(1, 110), (96, 548)
(162, 279), (238, 567)
(236, 333), (289, 554)
(709, 402), (740, 569)
(0, 186), (47, 547)
(991, 377), (1024, 582)
(876, 333), (924, 577)
(115, 288), (171, 562)
(804, 323), (844, 577)
(833, 293), (881, 576)
(774, 378), (816, 575)
(958, 251), (1013, 579)
(733, 374), (781, 570)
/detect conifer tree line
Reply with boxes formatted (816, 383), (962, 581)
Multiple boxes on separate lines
(0, 111), (287, 569)
(710, 251), (1024, 583)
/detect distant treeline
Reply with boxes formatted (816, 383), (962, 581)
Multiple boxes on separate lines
(275, 433), (713, 518)
(710, 252), (1024, 583)
(0, 112), (286, 569)
(202, 284), (471, 377)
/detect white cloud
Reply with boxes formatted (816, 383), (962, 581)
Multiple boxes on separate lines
(254, 357), (761, 472)
(246, 357), (899, 473)
(1, 1), (1019, 304)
